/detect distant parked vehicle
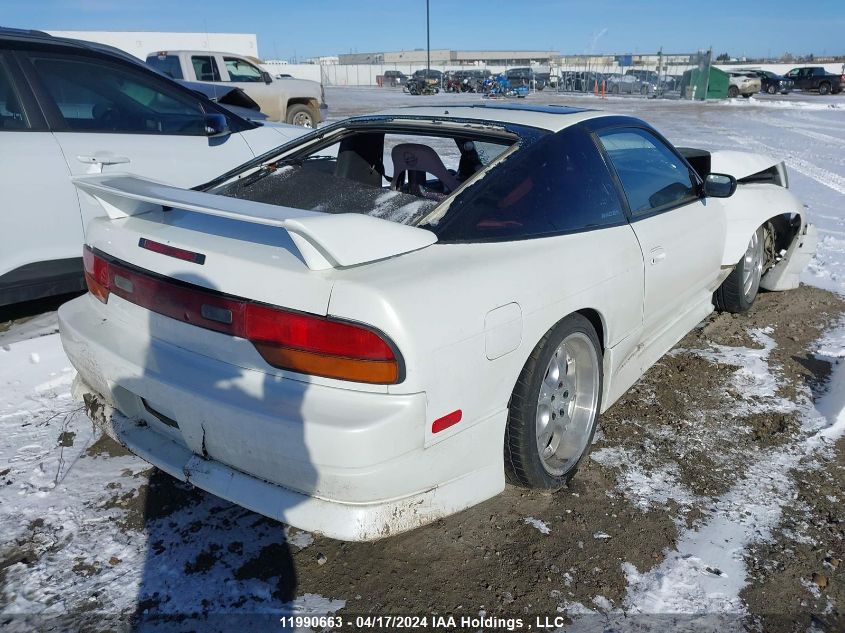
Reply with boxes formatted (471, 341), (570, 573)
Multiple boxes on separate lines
(146, 50), (327, 126)
(606, 74), (651, 95)
(377, 70), (407, 87)
(740, 70), (793, 94)
(506, 67), (546, 90)
(444, 69), (489, 93)
(726, 72), (761, 98)
(783, 67), (843, 95)
(0, 29), (305, 307)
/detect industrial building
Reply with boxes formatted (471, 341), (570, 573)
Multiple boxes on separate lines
(338, 49), (560, 66)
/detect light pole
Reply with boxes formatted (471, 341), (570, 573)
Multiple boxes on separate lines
(426, 0), (430, 80)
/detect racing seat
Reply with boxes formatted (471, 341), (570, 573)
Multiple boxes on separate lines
(391, 143), (460, 197)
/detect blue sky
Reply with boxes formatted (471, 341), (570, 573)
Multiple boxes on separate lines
(4, 0), (843, 60)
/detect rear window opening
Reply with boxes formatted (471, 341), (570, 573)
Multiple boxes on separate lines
(213, 128), (514, 226)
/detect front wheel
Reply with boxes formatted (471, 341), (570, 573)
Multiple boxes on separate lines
(505, 314), (602, 489)
(728, 85), (740, 98)
(285, 104), (316, 127)
(767, 84), (777, 94)
(714, 226), (765, 313)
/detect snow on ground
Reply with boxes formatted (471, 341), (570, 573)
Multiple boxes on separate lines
(2, 87), (845, 625)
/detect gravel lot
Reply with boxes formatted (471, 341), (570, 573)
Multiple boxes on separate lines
(2, 87), (844, 632)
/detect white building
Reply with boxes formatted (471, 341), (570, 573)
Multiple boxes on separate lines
(45, 31), (258, 60)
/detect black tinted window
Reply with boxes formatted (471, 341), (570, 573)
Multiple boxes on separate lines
(0, 57), (29, 130)
(598, 127), (697, 216)
(191, 55), (221, 82)
(435, 126), (624, 241)
(31, 54), (207, 135)
(146, 55), (183, 79)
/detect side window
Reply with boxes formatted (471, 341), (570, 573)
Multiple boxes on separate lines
(191, 55), (221, 82)
(0, 56), (29, 130)
(30, 54), (207, 135)
(146, 54), (183, 79)
(598, 127), (697, 217)
(224, 58), (263, 82)
(436, 127), (624, 241)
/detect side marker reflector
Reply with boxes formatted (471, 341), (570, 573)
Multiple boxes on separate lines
(432, 410), (462, 434)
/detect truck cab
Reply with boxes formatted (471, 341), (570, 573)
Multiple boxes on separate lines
(147, 51), (327, 126)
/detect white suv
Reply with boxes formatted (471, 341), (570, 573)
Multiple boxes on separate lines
(0, 29), (303, 306)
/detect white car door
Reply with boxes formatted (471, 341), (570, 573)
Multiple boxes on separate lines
(21, 50), (257, 230)
(596, 127), (725, 339)
(0, 51), (84, 303)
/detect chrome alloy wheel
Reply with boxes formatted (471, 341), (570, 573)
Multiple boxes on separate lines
(535, 332), (600, 476)
(291, 112), (314, 127)
(742, 227), (765, 301)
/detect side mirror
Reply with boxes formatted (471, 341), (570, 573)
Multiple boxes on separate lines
(261, 71), (273, 84)
(204, 113), (230, 137)
(703, 173), (737, 198)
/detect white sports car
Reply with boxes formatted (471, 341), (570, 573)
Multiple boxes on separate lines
(59, 104), (817, 541)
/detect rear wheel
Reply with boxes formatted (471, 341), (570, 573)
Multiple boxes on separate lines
(505, 314), (602, 489)
(714, 226), (765, 313)
(819, 81), (831, 95)
(611, 84), (619, 94)
(286, 104), (316, 127)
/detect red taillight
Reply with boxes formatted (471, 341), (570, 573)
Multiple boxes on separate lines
(83, 246), (110, 303)
(245, 304), (398, 384)
(81, 246), (401, 384)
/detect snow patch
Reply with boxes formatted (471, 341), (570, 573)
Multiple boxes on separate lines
(524, 517), (551, 534)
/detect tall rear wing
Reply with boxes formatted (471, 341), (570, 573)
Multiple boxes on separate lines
(73, 174), (437, 271)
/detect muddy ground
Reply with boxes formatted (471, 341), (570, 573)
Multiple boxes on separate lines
(2, 285), (840, 631)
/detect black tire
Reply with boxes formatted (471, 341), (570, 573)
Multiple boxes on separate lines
(728, 85), (739, 98)
(610, 84), (619, 94)
(742, 93), (752, 99)
(714, 226), (765, 313)
(505, 314), (603, 490)
(818, 82), (831, 95)
(285, 104), (316, 127)
(640, 84), (649, 95)
(767, 84), (777, 94)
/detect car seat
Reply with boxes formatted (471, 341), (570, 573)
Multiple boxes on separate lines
(390, 143), (460, 196)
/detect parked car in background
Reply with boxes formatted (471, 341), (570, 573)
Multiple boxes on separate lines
(60, 104), (815, 540)
(727, 72), (761, 98)
(783, 67), (843, 95)
(376, 69), (407, 87)
(606, 73), (651, 95)
(410, 68), (442, 87)
(740, 69), (793, 94)
(559, 71), (605, 92)
(0, 29), (304, 307)
(506, 67), (546, 90)
(444, 69), (489, 93)
(146, 51), (327, 126)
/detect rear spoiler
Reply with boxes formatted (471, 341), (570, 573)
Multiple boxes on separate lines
(73, 174), (437, 271)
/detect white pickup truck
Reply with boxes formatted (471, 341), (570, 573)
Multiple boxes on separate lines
(147, 50), (327, 127)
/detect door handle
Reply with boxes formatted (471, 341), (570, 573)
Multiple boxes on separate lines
(650, 247), (666, 265)
(77, 154), (131, 174)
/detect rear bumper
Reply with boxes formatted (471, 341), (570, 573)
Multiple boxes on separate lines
(58, 295), (505, 540)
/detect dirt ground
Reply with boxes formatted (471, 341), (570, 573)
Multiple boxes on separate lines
(2, 285), (837, 631)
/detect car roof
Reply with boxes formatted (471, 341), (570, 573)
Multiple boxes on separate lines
(371, 103), (611, 132)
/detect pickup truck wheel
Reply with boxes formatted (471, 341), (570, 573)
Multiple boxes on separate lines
(286, 104), (316, 127)
(818, 81), (831, 95)
(505, 314), (602, 490)
(728, 85), (740, 98)
(714, 226), (765, 313)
